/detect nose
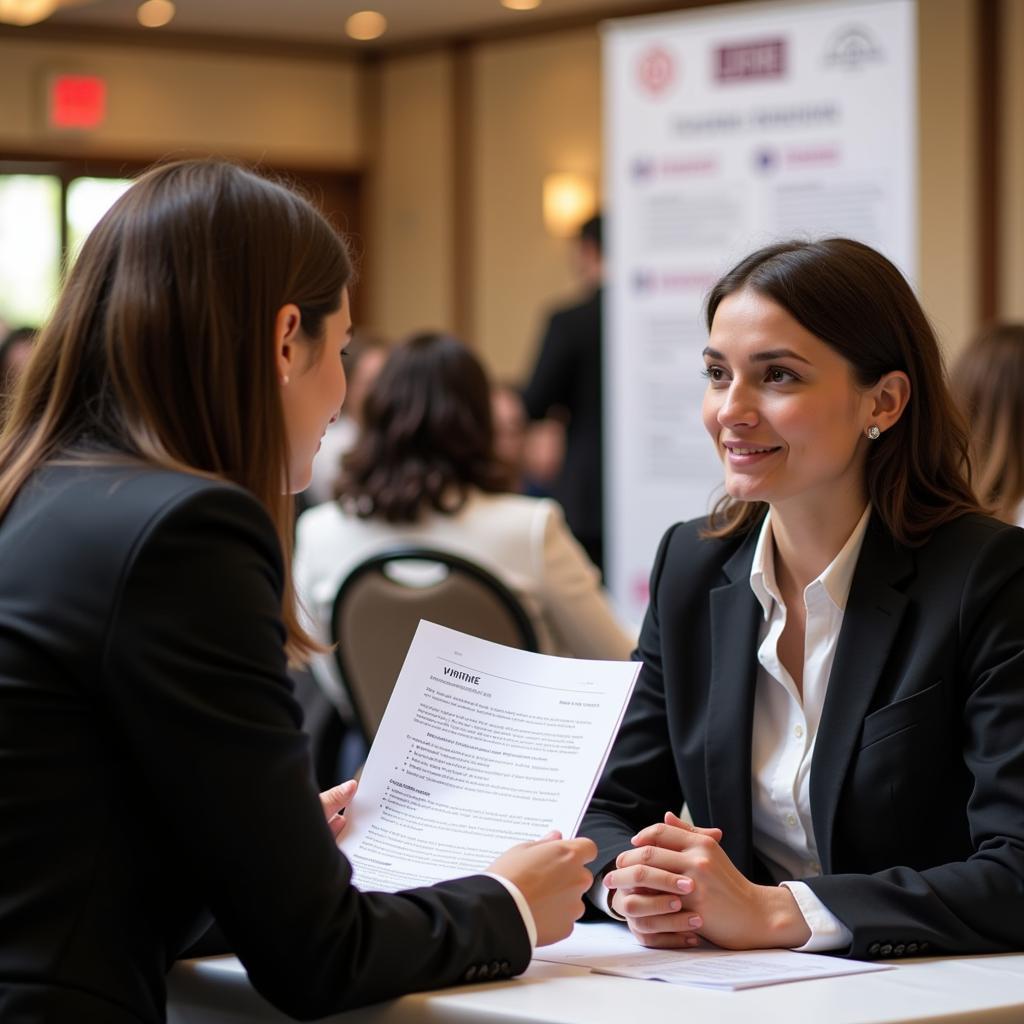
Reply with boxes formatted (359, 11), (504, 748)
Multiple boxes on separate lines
(717, 380), (759, 429)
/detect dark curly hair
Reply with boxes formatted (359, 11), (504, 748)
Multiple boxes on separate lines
(337, 332), (509, 522)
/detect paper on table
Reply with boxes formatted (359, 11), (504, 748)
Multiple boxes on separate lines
(535, 922), (893, 990)
(338, 621), (641, 893)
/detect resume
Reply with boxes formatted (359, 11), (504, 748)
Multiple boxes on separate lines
(339, 620), (640, 892)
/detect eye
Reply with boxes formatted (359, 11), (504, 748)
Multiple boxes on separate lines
(766, 366), (798, 384)
(701, 365), (728, 384)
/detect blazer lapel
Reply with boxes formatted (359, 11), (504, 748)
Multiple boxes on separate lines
(705, 531), (762, 876)
(810, 516), (912, 872)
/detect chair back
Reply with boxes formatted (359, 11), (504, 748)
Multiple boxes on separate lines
(331, 547), (539, 743)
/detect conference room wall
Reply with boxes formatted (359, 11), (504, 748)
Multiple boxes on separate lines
(366, 0), (998, 382)
(999, 0), (1024, 321)
(0, 36), (362, 169)
(364, 51), (456, 343)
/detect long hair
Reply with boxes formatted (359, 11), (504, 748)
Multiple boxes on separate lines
(702, 239), (981, 544)
(951, 323), (1024, 524)
(339, 332), (508, 522)
(0, 159), (352, 660)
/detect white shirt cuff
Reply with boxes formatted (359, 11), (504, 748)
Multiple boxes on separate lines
(780, 881), (853, 952)
(588, 869), (626, 921)
(484, 872), (537, 952)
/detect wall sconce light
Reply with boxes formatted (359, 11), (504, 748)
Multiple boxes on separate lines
(0, 0), (60, 25)
(542, 172), (596, 238)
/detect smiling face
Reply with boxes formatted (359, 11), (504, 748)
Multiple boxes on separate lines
(701, 288), (877, 518)
(279, 288), (352, 493)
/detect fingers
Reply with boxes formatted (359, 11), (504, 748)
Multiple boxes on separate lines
(604, 860), (694, 898)
(630, 927), (702, 949)
(664, 811), (722, 843)
(613, 891), (686, 919)
(565, 836), (598, 863)
(321, 774), (358, 831)
(631, 820), (718, 853)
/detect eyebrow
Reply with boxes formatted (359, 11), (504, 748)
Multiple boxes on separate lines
(702, 346), (812, 365)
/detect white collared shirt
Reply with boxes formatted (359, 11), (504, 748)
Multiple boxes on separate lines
(593, 507), (866, 951)
(749, 505), (868, 952)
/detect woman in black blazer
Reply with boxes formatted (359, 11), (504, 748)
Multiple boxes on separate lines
(0, 160), (595, 1023)
(582, 239), (1024, 961)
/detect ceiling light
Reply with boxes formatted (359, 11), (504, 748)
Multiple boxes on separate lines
(345, 10), (387, 41)
(502, 0), (542, 10)
(137, 0), (175, 28)
(0, 0), (60, 26)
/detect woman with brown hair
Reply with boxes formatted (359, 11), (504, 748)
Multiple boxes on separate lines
(951, 323), (1024, 526)
(0, 160), (595, 1022)
(582, 238), (1024, 961)
(294, 331), (633, 711)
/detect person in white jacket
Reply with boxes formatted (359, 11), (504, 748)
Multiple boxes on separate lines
(294, 331), (635, 715)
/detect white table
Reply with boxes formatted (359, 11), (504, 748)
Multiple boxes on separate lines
(168, 946), (1024, 1024)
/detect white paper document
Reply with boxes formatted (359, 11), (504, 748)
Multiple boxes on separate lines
(535, 923), (893, 990)
(339, 621), (641, 892)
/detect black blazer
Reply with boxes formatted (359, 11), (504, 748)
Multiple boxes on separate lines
(582, 511), (1024, 960)
(522, 287), (604, 552)
(0, 463), (528, 1023)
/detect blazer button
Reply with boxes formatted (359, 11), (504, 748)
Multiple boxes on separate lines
(920, 942), (930, 952)
(464, 965), (477, 982)
(500, 961), (511, 973)
(867, 943), (880, 956)
(894, 944), (905, 956)
(489, 960), (501, 977)
(906, 943), (919, 955)
(880, 944), (893, 956)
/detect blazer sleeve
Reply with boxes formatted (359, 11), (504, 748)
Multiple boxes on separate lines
(101, 485), (530, 1019)
(806, 524), (1024, 958)
(580, 524), (687, 877)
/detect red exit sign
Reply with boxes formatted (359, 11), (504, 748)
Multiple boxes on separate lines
(50, 74), (107, 129)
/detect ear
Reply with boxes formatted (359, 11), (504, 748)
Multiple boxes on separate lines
(274, 304), (303, 385)
(868, 370), (911, 434)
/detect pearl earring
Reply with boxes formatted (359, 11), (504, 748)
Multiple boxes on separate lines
(866, 425), (881, 440)
(281, 375), (290, 386)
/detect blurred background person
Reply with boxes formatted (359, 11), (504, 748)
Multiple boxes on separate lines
(294, 330), (634, 718)
(303, 331), (390, 507)
(0, 326), (36, 417)
(951, 323), (1024, 526)
(522, 213), (606, 574)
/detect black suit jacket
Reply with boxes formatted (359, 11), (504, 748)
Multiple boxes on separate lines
(582, 511), (1024, 960)
(522, 287), (603, 554)
(0, 463), (529, 1023)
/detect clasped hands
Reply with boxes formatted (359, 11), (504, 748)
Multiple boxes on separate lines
(603, 811), (810, 950)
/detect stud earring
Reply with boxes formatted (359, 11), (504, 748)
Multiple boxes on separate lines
(866, 424), (881, 440)
(281, 375), (290, 386)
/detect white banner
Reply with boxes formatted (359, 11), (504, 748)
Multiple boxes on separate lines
(604, 0), (916, 620)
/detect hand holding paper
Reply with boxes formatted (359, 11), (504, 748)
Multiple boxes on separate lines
(338, 621), (639, 902)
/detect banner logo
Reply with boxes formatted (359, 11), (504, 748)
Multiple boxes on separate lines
(715, 38), (787, 82)
(637, 46), (676, 96)
(825, 25), (883, 69)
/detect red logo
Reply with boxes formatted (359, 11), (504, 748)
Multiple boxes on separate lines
(637, 47), (676, 96)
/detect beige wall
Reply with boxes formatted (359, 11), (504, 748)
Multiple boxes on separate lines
(1, 3), (1019, 366)
(366, 51), (455, 342)
(0, 38), (361, 167)
(999, 0), (1024, 321)
(471, 28), (602, 381)
(918, 0), (979, 358)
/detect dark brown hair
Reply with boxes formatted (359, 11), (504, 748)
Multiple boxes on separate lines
(0, 159), (352, 660)
(339, 332), (508, 522)
(703, 239), (981, 544)
(951, 323), (1024, 524)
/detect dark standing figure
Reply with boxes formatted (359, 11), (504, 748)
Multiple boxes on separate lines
(522, 214), (605, 573)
